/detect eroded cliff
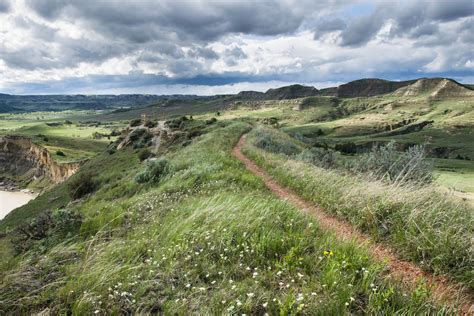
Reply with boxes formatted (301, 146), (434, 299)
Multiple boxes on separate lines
(0, 136), (81, 185)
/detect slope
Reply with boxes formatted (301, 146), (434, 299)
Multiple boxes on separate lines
(0, 120), (461, 314)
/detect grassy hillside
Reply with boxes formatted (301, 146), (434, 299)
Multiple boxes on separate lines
(1, 77), (473, 313)
(243, 127), (473, 288)
(0, 121), (457, 314)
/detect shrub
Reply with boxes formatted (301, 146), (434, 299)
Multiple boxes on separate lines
(130, 118), (142, 127)
(335, 142), (357, 154)
(297, 147), (336, 168)
(13, 209), (81, 253)
(68, 172), (98, 200)
(110, 129), (121, 137)
(165, 116), (188, 129)
(351, 141), (433, 185)
(56, 150), (66, 157)
(144, 120), (157, 128)
(254, 129), (301, 156)
(135, 158), (170, 184)
(205, 117), (217, 125)
(138, 148), (152, 161)
(128, 128), (146, 142)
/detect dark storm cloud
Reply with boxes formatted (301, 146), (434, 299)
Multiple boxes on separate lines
(0, 0), (10, 13)
(224, 46), (247, 66)
(312, 0), (474, 47)
(26, 0), (319, 43)
(1, 0), (472, 94)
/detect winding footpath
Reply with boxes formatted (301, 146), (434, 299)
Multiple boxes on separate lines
(233, 134), (474, 314)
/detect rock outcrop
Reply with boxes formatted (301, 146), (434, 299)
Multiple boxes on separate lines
(0, 136), (81, 184)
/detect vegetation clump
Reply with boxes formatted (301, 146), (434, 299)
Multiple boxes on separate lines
(138, 148), (152, 161)
(55, 150), (66, 157)
(68, 172), (98, 200)
(254, 128), (301, 156)
(297, 147), (336, 168)
(129, 118), (142, 127)
(13, 209), (81, 253)
(351, 141), (434, 184)
(135, 158), (170, 183)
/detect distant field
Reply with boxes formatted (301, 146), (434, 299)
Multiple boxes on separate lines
(0, 111), (125, 162)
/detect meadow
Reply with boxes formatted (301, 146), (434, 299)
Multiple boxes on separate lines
(0, 121), (456, 314)
(0, 111), (125, 162)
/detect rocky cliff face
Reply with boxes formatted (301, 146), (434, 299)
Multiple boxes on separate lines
(0, 136), (81, 184)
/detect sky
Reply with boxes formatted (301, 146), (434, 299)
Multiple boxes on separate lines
(0, 0), (472, 95)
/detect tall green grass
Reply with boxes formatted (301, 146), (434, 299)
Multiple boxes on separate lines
(243, 127), (474, 289)
(0, 122), (453, 314)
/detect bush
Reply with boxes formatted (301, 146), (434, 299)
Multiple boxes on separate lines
(254, 129), (301, 156)
(165, 116), (188, 129)
(13, 209), (81, 253)
(68, 172), (98, 200)
(138, 148), (152, 161)
(130, 118), (142, 127)
(297, 147), (336, 168)
(144, 120), (157, 128)
(128, 128), (146, 142)
(351, 141), (433, 184)
(56, 150), (66, 157)
(135, 158), (170, 184)
(335, 142), (357, 154)
(205, 117), (217, 125)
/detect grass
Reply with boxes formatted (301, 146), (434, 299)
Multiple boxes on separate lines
(0, 111), (124, 162)
(0, 122), (451, 314)
(243, 126), (474, 289)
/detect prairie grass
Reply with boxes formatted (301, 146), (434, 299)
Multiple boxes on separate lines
(243, 126), (474, 289)
(0, 122), (451, 314)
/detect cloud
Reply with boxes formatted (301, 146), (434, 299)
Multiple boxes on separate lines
(0, 0), (472, 94)
(0, 0), (10, 13)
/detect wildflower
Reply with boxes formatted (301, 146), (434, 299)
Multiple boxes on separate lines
(236, 300), (242, 306)
(94, 310), (99, 314)
(311, 292), (317, 296)
(323, 250), (334, 257)
(228, 306), (235, 311)
(247, 293), (255, 298)
(350, 297), (355, 302)
(211, 281), (216, 285)
(263, 302), (268, 308)
(345, 302), (349, 306)
(277, 271), (282, 276)
(297, 272), (304, 278)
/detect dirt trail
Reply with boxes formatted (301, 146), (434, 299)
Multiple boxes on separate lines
(233, 134), (474, 314)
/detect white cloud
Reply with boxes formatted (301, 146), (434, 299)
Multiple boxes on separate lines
(0, 0), (472, 94)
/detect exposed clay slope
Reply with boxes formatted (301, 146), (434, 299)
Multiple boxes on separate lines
(391, 78), (474, 98)
(0, 136), (81, 184)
